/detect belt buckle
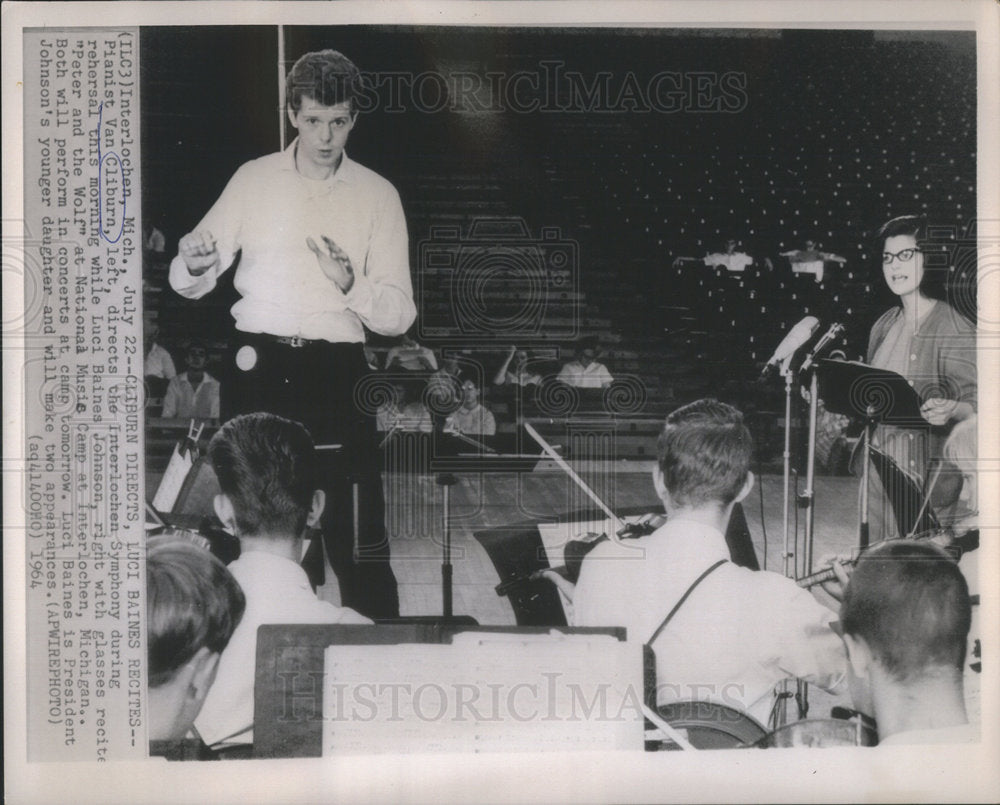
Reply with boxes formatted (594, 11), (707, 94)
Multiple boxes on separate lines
(289, 335), (306, 348)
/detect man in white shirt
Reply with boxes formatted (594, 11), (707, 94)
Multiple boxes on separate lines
(377, 382), (432, 434)
(143, 313), (176, 415)
(704, 238), (754, 273)
(194, 413), (371, 748)
(837, 539), (976, 745)
(444, 378), (496, 436)
(169, 50), (415, 618)
(572, 399), (846, 727)
(556, 336), (613, 389)
(161, 343), (220, 421)
(779, 238), (846, 283)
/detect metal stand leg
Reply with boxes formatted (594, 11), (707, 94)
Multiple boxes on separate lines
(860, 416), (873, 549)
(352, 482), (360, 562)
(777, 367), (795, 728)
(781, 370), (794, 578)
(437, 473), (458, 618)
(795, 370), (822, 720)
(802, 370), (820, 577)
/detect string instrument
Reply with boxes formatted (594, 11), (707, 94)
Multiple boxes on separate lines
(146, 488), (241, 564)
(794, 527), (979, 591)
(491, 425), (660, 598)
(147, 519), (242, 564)
(753, 716), (878, 748)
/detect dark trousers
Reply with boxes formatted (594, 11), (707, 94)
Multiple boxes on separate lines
(224, 334), (399, 619)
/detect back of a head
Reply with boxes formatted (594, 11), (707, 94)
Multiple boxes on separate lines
(147, 536), (245, 688)
(840, 540), (970, 683)
(208, 412), (318, 538)
(286, 49), (364, 113)
(657, 398), (752, 508)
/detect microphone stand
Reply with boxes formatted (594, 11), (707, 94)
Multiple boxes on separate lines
(792, 363), (823, 723)
(859, 408), (874, 549)
(776, 354), (796, 729)
(436, 473), (459, 618)
(801, 367), (820, 578)
(780, 358), (795, 580)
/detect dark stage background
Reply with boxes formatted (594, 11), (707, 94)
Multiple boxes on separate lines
(139, 26), (977, 462)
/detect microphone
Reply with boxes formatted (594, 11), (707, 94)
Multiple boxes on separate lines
(800, 322), (845, 374)
(760, 316), (820, 377)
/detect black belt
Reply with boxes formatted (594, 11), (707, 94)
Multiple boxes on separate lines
(241, 332), (341, 349)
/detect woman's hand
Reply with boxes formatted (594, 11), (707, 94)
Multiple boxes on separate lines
(920, 398), (973, 426)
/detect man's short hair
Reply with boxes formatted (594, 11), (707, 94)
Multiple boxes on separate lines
(147, 536), (245, 688)
(656, 398), (752, 508)
(286, 49), (365, 113)
(208, 412), (318, 537)
(840, 540), (970, 682)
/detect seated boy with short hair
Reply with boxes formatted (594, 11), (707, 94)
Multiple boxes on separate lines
(194, 412), (372, 747)
(147, 536), (246, 742)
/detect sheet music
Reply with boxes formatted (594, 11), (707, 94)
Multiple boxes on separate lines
(149, 443), (192, 513)
(322, 637), (643, 755)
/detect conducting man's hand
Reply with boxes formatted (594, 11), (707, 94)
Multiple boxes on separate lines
(179, 230), (220, 275)
(307, 235), (355, 293)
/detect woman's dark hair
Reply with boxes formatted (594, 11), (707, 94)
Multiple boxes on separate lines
(874, 214), (947, 300)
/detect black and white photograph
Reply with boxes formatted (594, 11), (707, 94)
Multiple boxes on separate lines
(4, 2), (999, 803)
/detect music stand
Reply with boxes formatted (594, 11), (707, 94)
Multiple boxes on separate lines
(867, 445), (940, 539)
(816, 359), (925, 547)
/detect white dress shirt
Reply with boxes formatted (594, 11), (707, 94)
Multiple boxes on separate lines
(703, 251), (753, 273)
(194, 550), (371, 746)
(144, 342), (177, 379)
(556, 361), (614, 389)
(572, 517), (846, 725)
(161, 372), (220, 419)
(443, 403), (496, 435)
(169, 141), (415, 343)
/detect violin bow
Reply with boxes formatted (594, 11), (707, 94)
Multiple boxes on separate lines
(523, 422), (627, 536)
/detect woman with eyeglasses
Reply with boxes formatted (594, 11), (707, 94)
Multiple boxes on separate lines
(863, 215), (977, 539)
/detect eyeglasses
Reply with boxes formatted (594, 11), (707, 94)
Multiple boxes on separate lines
(883, 248), (920, 264)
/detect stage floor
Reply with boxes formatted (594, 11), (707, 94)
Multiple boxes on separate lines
(336, 465), (860, 722)
(338, 467), (862, 625)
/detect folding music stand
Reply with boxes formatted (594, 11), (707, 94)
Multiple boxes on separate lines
(866, 444), (939, 539)
(816, 359), (925, 547)
(474, 503), (759, 627)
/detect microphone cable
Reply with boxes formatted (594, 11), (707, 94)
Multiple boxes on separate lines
(755, 430), (770, 571)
